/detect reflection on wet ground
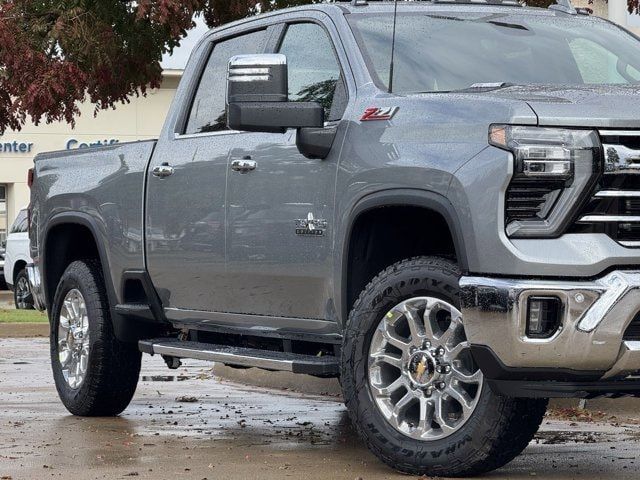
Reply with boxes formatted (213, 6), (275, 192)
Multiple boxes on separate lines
(1, 338), (639, 479)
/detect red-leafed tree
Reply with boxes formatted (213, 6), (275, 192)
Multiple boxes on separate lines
(0, 0), (318, 134)
(1, 0), (639, 134)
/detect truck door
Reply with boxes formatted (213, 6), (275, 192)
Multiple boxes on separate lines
(145, 28), (271, 314)
(224, 21), (350, 322)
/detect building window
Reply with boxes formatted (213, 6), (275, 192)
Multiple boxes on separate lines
(0, 185), (6, 246)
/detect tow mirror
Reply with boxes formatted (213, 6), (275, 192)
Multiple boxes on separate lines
(226, 54), (324, 134)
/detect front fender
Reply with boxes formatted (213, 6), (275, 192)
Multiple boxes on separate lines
(335, 188), (469, 327)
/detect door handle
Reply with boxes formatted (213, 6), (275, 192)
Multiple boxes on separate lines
(152, 163), (174, 179)
(231, 158), (257, 174)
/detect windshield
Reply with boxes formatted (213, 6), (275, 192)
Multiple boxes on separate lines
(347, 12), (640, 93)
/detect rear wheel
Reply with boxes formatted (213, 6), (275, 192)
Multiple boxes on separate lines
(51, 260), (141, 416)
(341, 256), (548, 477)
(14, 269), (35, 310)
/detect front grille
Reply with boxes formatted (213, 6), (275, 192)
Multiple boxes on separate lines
(624, 313), (640, 341)
(572, 130), (640, 247)
(505, 179), (563, 224)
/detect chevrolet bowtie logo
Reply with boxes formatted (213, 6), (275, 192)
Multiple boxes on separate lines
(415, 358), (428, 381)
(295, 213), (327, 237)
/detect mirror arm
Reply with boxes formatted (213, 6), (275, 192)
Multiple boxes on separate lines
(296, 125), (338, 160)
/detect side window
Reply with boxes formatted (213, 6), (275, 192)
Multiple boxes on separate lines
(278, 23), (346, 121)
(185, 29), (267, 135)
(569, 38), (640, 84)
(10, 210), (27, 234)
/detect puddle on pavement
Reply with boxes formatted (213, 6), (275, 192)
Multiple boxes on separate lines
(141, 375), (193, 382)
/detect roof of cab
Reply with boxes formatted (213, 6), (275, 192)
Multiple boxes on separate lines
(236, 0), (592, 24)
(197, 0), (596, 45)
(332, 0), (576, 17)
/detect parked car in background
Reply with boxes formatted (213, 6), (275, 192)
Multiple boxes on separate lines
(5, 208), (34, 309)
(0, 244), (5, 289)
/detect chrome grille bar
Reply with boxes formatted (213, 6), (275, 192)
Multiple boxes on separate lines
(579, 215), (640, 223)
(599, 130), (640, 137)
(620, 241), (640, 248)
(603, 144), (640, 174)
(595, 190), (640, 198)
(576, 130), (640, 248)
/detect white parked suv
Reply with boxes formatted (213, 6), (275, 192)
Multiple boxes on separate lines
(0, 245), (5, 288)
(4, 208), (34, 309)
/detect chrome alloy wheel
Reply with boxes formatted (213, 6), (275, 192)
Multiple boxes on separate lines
(58, 289), (90, 389)
(15, 276), (31, 309)
(368, 297), (483, 441)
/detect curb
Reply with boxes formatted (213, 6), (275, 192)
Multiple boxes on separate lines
(0, 323), (49, 338)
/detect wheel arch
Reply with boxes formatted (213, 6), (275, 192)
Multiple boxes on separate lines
(338, 189), (470, 326)
(12, 259), (28, 284)
(41, 212), (116, 313)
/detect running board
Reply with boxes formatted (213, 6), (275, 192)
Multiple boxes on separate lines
(139, 338), (339, 376)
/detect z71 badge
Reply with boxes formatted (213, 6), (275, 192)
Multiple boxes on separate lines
(296, 213), (327, 237)
(360, 106), (399, 122)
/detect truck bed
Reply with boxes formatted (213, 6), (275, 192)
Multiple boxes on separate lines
(31, 140), (157, 306)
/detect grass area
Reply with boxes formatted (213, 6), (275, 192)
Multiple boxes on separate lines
(0, 309), (48, 324)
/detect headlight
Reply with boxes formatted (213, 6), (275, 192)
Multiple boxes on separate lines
(490, 125), (602, 238)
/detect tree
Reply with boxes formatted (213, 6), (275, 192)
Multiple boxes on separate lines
(0, 0), (318, 134)
(2, 0), (640, 135)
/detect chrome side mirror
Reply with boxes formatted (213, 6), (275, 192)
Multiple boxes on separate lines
(227, 54), (289, 104)
(226, 53), (324, 134)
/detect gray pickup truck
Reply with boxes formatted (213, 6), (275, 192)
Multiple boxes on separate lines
(27, 0), (640, 476)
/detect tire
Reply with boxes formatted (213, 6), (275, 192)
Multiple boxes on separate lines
(341, 256), (548, 477)
(14, 268), (35, 310)
(50, 259), (141, 417)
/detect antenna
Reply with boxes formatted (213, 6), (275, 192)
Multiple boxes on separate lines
(388, 0), (399, 93)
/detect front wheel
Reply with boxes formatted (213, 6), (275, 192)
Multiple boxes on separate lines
(51, 260), (141, 416)
(341, 256), (548, 477)
(14, 268), (35, 310)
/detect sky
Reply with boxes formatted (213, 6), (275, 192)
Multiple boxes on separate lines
(161, 16), (211, 71)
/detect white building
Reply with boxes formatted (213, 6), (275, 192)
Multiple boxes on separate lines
(0, 19), (209, 245)
(574, 0), (640, 34)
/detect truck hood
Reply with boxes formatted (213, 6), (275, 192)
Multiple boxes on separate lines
(490, 84), (640, 129)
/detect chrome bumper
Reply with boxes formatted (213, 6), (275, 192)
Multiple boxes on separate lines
(460, 271), (640, 380)
(26, 263), (47, 312)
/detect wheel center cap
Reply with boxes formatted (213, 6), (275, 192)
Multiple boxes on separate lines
(407, 351), (436, 387)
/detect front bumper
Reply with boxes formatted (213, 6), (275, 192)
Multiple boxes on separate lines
(460, 270), (640, 397)
(26, 263), (46, 311)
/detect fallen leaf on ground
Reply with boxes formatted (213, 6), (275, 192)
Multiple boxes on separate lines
(176, 396), (198, 403)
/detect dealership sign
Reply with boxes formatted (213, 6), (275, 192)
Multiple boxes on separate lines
(0, 138), (120, 155)
(66, 138), (120, 149)
(0, 140), (34, 154)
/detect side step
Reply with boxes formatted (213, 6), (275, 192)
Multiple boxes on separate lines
(139, 338), (339, 376)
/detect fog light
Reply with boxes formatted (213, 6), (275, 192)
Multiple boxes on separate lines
(527, 296), (562, 338)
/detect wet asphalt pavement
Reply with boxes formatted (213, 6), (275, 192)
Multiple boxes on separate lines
(1, 338), (639, 480)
